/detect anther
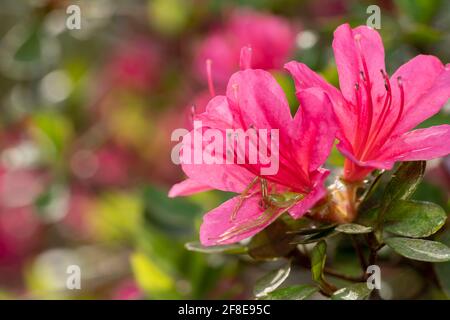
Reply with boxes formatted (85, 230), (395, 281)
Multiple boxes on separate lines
(359, 70), (366, 82)
(190, 105), (196, 122)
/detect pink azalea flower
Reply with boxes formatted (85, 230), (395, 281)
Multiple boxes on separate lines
(170, 50), (337, 246)
(195, 9), (296, 86)
(287, 23), (450, 182)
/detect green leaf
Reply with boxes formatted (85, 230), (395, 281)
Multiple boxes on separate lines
(253, 262), (291, 298)
(384, 200), (446, 238)
(358, 162), (426, 228)
(311, 240), (327, 282)
(331, 283), (372, 300)
(130, 251), (176, 299)
(287, 223), (336, 235)
(358, 170), (390, 213)
(91, 192), (144, 242)
(383, 161), (426, 203)
(336, 223), (373, 234)
(357, 171), (392, 226)
(434, 229), (450, 298)
(385, 237), (450, 262)
(248, 217), (298, 260)
(30, 113), (74, 159)
(142, 185), (202, 236)
(185, 242), (247, 254)
(14, 27), (41, 62)
(290, 228), (337, 245)
(260, 285), (318, 300)
(395, 0), (441, 24)
(413, 181), (447, 210)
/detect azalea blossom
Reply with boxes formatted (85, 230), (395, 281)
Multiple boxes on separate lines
(195, 9), (296, 87)
(170, 50), (337, 246)
(287, 23), (450, 182)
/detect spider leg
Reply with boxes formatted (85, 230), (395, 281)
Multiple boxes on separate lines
(230, 176), (259, 221)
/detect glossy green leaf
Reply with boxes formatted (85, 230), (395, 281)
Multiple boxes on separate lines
(253, 262), (291, 298)
(185, 241), (247, 254)
(384, 200), (446, 238)
(287, 223), (336, 235)
(290, 228), (337, 245)
(383, 161), (426, 203)
(260, 285), (318, 300)
(311, 240), (327, 282)
(358, 170), (390, 213)
(385, 237), (450, 262)
(336, 223), (373, 234)
(331, 283), (372, 300)
(358, 162), (426, 227)
(357, 171), (392, 226)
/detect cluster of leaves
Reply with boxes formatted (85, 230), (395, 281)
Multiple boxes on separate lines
(187, 161), (450, 300)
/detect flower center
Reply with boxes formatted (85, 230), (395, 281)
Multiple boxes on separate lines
(352, 35), (406, 161)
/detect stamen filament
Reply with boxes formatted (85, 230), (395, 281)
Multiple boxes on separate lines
(230, 176), (259, 221)
(206, 59), (216, 97)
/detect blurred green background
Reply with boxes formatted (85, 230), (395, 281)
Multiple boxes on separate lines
(0, 0), (448, 299)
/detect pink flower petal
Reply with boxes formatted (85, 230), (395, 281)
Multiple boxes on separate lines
(284, 61), (343, 105)
(168, 179), (213, 198)
(289, 169), (329, 219)
(290, 88), (338, 173)
(332, 24), (386, 109)
(285, 61), (354, 143)
(341, 125), (450, 171)
(180, 130), (256, 193)
(194, 95), (234, 130)
(377, 125), (450, 163)
(200, 193), (282, 246)
(390, 55), (450, 135)
(226, 69), (292, 133)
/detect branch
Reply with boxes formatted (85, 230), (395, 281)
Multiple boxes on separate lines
(351, 235), (368, 271)
(323, 267), (366, 283)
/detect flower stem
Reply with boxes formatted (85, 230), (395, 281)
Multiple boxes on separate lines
(323, 267), (365, 282)
(351, 235), (368, 271)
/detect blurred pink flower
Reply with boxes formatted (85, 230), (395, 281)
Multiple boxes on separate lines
(195, 9), (296, 87)
(170, 52), (337, 246)
(102, 38), (162, 92)
(92, 145), (133, 187)
(0, 167), (44, 263)
(287, 24), (450, 182)
(61, 188), (95, 240)
(308, 0), (348, 18)
(112, 279), (143, 300)
(70, 144), (134, 187)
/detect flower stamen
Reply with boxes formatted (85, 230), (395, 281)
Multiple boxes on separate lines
(206, 59), (216, 97)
